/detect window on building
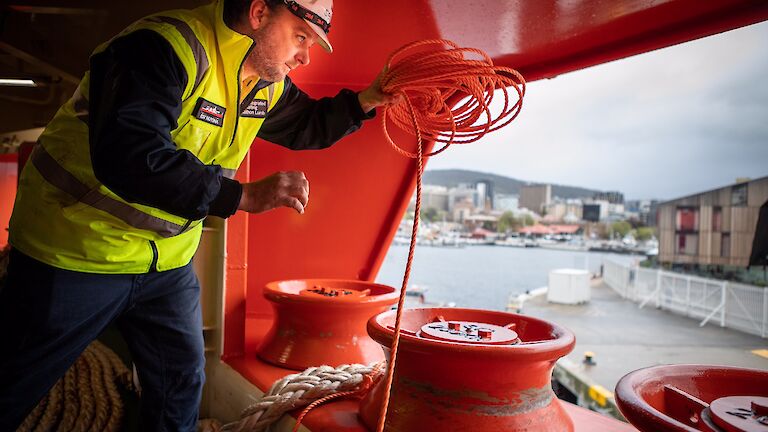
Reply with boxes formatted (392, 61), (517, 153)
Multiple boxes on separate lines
(731, 183), (748, 206)
(676, 233), (698, 256)
(676, 207), (699, 231)
(721, 233), (731, 257)
(712, 206), (722, 232)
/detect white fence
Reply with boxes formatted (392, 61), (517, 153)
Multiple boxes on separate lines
(603, 260), (768, 338)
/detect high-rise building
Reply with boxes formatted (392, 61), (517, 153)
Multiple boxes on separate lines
(519, 184), (551, 214)
(475, 180), (494, 210)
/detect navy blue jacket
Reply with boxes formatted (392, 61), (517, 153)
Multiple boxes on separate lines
(88, 30), (372, 220)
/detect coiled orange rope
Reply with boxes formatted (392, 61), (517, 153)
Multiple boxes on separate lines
(381, 39), (525, 157)
(292, 39), (525, 432)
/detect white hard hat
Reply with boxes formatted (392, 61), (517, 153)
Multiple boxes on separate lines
(283, 0), (333, 53)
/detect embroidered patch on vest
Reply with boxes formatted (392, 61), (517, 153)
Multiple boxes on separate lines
(241, 99), (268, 118)
(193, 98), (225, 127)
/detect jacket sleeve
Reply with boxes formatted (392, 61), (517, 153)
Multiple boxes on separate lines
(256, 76), (375, 150)
(88, 30), (241, 220)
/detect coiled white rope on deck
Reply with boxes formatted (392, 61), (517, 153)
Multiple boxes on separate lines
(223, 363), (381, 432)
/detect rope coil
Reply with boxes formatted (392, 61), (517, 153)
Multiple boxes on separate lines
(17, 340), (136, 432)
(381, 39), (525, 158)
(223, 363), (384, 432)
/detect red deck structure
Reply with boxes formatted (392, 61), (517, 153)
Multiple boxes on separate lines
(214, 2), (768, 430)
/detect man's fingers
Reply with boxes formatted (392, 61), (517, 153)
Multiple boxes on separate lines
(286, 197), (304, 214)
(298, 184), (309, 208)
(288, 175), (309, 209)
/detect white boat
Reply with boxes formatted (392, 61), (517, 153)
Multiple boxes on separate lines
(494, 237), (539, 248)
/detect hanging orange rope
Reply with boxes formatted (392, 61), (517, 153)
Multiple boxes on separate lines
(292, 38), (525, 432)
(376, 38), (524, 432)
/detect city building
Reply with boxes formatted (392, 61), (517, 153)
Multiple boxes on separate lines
(494, 194), (519, 212)
(657, 176), (768, 268)
(593, 191), (625, 204)
(583, 200), (612, 222)
(475, 180), (494, 211)
(452, 199), (475, 223)
(462, 214), (499, 232)
(519, 184), (551, 214)
(582, 203), (601, 222)
(543, 199), (583, 223)
(625, 199), (659, 226)
(422, 185), (449, 212)
(449, 184), (477, 213)
(647, 200), (660, 227)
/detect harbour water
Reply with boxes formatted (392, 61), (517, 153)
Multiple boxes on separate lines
(375, 244), (639, 311)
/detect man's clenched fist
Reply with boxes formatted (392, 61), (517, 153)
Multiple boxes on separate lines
(238, 171), (309, 214)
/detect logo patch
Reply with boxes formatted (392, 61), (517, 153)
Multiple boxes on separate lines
(193, 98), (226, 127)
(241, 99), (268, 118)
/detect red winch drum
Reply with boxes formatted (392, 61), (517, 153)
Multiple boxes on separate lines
(359, 307), (576, 431)
(257, 279), (399, 370)
(615, 364), (768, 432)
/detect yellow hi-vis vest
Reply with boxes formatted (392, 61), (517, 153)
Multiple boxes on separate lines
(9, 0), (285, 273)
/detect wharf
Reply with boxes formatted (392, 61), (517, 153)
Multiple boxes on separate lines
(518, 279), (768, 418)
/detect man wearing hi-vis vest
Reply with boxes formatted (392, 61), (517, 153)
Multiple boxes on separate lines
(0, 0), (397, 430)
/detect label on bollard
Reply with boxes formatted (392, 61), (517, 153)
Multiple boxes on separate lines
(299, 285), (370, 300)
(418, 321), (520, 345)
(709, 396), (768, 432)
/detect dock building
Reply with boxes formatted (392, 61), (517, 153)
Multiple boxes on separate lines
(657, 176), (768, 280)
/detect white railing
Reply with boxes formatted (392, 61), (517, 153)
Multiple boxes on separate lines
(603, 260), (767, 338)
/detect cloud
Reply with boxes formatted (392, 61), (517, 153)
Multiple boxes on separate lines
(427, 21), (768, 200)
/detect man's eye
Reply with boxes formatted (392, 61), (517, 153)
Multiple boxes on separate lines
(297, 35), (306, 43)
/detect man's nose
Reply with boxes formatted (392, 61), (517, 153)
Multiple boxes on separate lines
(296, 48), (310, 67)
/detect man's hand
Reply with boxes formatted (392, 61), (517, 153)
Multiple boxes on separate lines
(358, 67), (403, 113)
(238, 171), (309, 214)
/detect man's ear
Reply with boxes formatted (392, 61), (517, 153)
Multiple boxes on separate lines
(247, 0), (270, 31)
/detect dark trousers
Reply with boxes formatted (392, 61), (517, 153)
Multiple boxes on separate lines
(0, 249), (205, 432)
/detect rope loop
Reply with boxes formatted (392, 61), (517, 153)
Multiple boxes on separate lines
(222, 363), (384, 432)
(381, 39), (525, 158)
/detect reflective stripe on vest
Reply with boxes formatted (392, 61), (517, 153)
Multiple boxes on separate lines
(146, 16), (209, 92)
(31, 144), (192, 238)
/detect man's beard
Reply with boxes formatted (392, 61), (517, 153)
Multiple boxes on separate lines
(248, 22), (287, 82)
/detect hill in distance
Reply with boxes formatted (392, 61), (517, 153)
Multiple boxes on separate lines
(423, 169), (602, 200)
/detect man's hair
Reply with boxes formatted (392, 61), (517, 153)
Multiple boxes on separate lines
(223, 0), (284, 27)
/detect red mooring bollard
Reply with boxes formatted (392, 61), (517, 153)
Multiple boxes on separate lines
(257, 279), (398, 370)
(359, 308), (576, 431)
(615, 364), (768, 432)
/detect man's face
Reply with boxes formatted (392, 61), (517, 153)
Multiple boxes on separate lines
(247, 6), (318, 82)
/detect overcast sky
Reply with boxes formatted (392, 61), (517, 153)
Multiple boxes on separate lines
(426, 21), (768, 201)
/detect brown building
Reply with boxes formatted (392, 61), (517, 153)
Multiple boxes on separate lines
(658, 176), (768, 267)
(519, 184), (551, 214)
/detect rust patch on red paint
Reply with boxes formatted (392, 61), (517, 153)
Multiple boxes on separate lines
(400, 377), (553, 416)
